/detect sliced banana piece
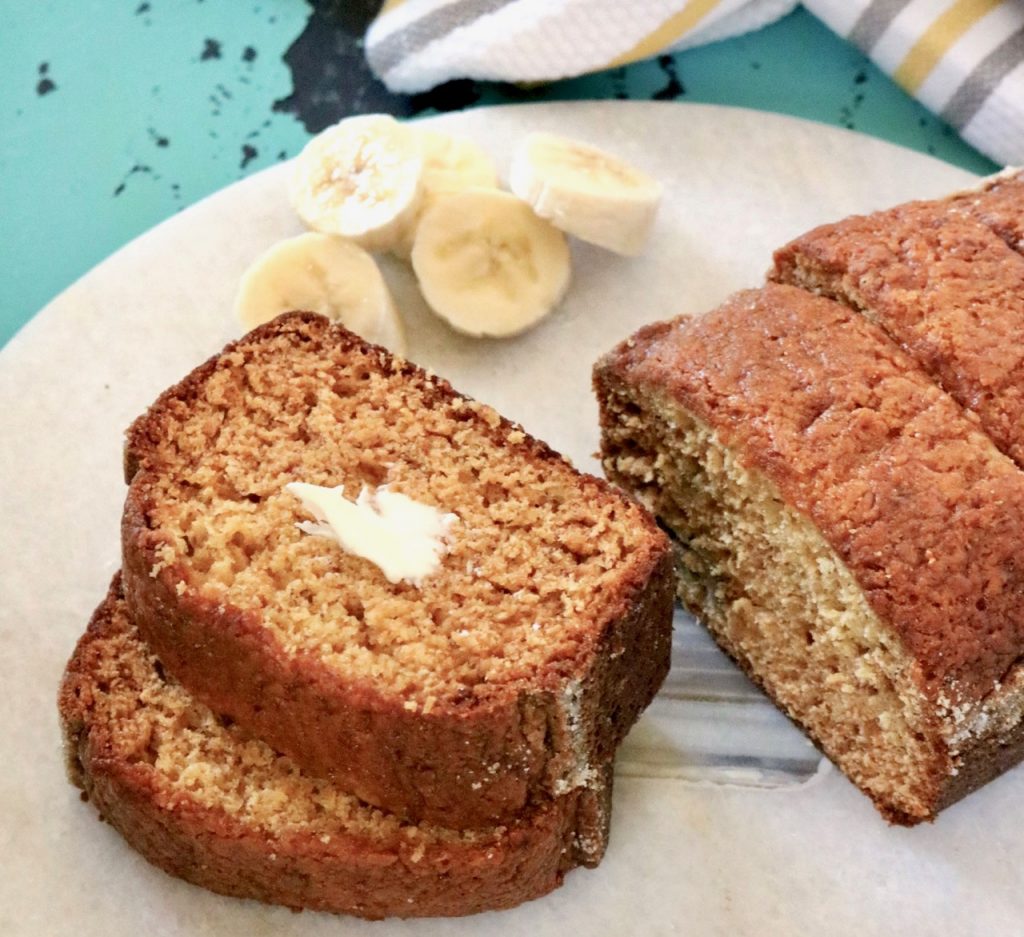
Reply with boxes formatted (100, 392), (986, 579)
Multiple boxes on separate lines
(417, 129), (499, 196)
(509, 132), (662, 256)
(411, 189), (571, 338)
(234, 233), (406, 355)
(392, 130), (500, 258)
(288, 114), (423, 253)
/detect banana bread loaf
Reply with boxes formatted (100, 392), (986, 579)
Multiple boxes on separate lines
(121, 312), (673, 830)
(59, 576), (610, 919)
(771, 183), (1024, 468)
(594, 283), (1024, 824)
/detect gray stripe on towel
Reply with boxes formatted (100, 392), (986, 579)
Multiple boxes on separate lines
(848, 0), (914, 52)
(368, 0), (518, 77)
(941, 26), (1024, 129)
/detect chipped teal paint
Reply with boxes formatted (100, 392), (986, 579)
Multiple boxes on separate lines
(0, 3), (998, 349)
(0, 0), (309, 349)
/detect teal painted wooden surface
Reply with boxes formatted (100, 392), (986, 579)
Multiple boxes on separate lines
(0, 3), (998, 349)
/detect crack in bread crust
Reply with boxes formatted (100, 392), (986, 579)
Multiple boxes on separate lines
(772, 196), (1024, 470)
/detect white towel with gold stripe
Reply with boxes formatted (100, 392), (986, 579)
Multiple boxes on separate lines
(811, 0), (1024, 165)
(365, 0), (1024, 166)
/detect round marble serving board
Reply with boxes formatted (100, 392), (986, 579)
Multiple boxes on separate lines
(2, 101), (1013, 936)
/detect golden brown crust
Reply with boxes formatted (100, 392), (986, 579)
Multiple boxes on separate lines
(771, 197), (1024, 468)
(948, 167), (1024, 252)
(596, 284), (1024, 707)
(121, 313), (672, 829)
(58, 576), (612, 920)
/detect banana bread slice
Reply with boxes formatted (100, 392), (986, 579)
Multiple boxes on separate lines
(770, 194), (1024, 468)
(594, 283), (1024, 824)
(59, 576), (610, 919)
(121, 312), (672, 830)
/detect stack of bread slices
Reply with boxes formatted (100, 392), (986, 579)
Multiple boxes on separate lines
(596, 168), (1024, 825)
(58, 314), (675, 919)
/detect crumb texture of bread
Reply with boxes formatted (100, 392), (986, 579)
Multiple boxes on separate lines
(771, 198), (1024, 469)
(58, 576), (612, 920)
(122, 313), (673, 828)
(595, 284), (1024, 823)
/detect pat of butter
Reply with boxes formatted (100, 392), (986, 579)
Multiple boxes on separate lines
(286, 482), (457, 586)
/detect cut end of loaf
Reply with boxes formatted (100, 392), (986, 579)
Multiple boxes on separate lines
(596, 377), (946, 822)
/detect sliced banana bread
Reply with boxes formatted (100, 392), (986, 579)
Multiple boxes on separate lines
(594, 283), (1024, 824)
(121, 312), (673, 829)
(59, 576), (610, 919)
(771, 193), (1024, 468)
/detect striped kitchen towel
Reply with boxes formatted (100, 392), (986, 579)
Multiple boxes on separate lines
(811, 0), (1024, 165)
(365, 0), (1024, 166)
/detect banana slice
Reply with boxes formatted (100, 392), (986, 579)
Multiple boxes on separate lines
(411, 189), (571, 338)
(234, 233), (406, 355)
(416, 129), (499, 196)
(392, 130), (500, 258)
(509, 132), (662, 256)
(287, 114), (423, 253)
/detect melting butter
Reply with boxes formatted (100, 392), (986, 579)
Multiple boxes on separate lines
(286, 482), (458, 586)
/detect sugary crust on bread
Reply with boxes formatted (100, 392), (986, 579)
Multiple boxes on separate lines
(771, 197), (1024, 468)
(58, 576), (612, 919)
(121, 313), (672, 829)
(931, 708), (1024, 818)
(596, 284), (1024, 707)
(948, 167), (1024, 251)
